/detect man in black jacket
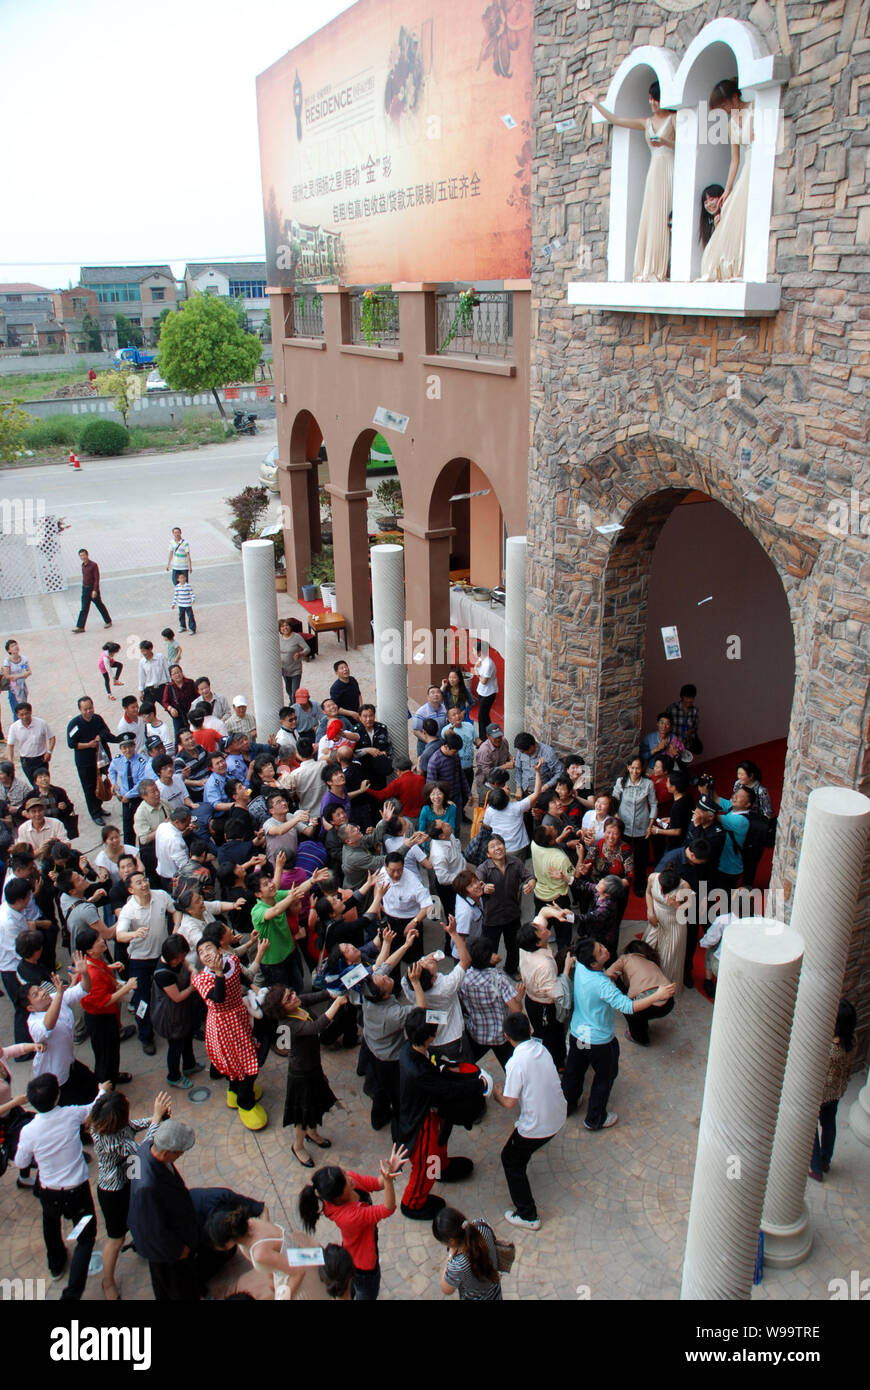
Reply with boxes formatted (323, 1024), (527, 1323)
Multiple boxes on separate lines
(66, 695), (120, 826)
(397, 981), (486, 1220)
(128, 1118), (200, 1301)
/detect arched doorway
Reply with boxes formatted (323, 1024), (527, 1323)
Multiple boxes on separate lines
(281, 408), (326, 596)
(595, 485), (796, 791)
(403, 456), (507, 702)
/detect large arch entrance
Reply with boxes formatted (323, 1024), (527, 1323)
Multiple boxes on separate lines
(280, 408), (325, 599)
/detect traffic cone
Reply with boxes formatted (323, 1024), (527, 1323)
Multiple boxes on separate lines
(69, 451), (81, 469)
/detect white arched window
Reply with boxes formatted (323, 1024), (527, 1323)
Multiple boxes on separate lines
(570, 18), (789, 317)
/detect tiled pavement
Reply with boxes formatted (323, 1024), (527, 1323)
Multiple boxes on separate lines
(0, 579), (867, 1302)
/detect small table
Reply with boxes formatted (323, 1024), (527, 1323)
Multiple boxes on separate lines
(308, 611), (348, 648)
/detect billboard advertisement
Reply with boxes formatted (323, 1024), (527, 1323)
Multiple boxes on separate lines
(256, 0), (533, 287)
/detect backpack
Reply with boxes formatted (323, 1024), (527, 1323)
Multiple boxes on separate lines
(725, 809), (775, 866)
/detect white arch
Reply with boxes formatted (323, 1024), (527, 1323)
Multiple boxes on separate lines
(672, 17), (790, 104)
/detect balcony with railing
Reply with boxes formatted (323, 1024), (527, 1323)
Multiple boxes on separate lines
(435, 289), (513, 361)
(348, 289), (400, 348)
(287, 292), (324, 340)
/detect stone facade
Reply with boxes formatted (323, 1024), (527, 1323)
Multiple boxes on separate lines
(528, 0), (870, 1049)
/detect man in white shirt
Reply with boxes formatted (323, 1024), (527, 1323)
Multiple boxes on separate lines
(115, 872), (175, 1056)
(152, 755), (194, 813)
(275, 706), (300, 758)
(0, 877), (33, 1039)
(472, 640), (498, 739)
(482, 763), (543, 856)
(6, 704), (55, 783)
(155, 806), (193, 889)
(492, 1012), (568, 1230)
(116, 697), (146, 754)
(400, 918), (469, 1061)
(191, 677), (231, 724)
(133, 778), (170, 884)
(286, 737), (324, 818)
(378, 852), (433, 964)
(25, 953), (97, 1101)
(139, 707), (174, 756)
(15, 1068), (111, 1297)
(138, 641), (171, 705)
(17, 795), (70, 852)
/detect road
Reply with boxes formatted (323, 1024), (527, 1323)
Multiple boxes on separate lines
(0, 424), (277, 633)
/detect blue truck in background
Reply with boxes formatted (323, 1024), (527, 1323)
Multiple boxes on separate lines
(112, 347), (157, 370)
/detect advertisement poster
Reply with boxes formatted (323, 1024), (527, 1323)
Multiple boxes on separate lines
(256, 0), (533, 287)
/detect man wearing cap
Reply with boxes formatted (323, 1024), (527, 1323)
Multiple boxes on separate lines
(473, 724), (513, 804)
(17, 795), (70, 852)
(133, 778), (169, 886)
(292, 688), (322, 735)
(128, 1116), (201, 1301)
(225, 697), (257, 741)
(682, 795), (725, 873)
(7, 703), (55, 786)
(155, 806), (193, 891)
(318, 716), (349, 763)
(115, 694), (146, 755)
(109, 734), (149, 845)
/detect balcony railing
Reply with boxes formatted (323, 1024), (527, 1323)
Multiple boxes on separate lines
(349, 290), (400, 347)
(287, 293), (324, 339)
(436, 290), (513, 360)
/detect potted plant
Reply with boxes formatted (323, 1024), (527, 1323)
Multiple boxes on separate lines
(374, 477), (403, 530)
(438, 286), (481, 353)
(303, 547), (335, 603)
(225, 484), (269, 548)
(360, 285), (396, 345)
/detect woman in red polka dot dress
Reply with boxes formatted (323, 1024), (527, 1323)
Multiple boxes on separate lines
(193, 927), (269, 1131)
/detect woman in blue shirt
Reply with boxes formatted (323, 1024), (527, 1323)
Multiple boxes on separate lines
(418, 782), (458, 842)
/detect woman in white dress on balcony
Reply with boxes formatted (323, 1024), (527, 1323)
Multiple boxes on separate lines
(699, 80), (754, 282)
(592, 81), (676, 282)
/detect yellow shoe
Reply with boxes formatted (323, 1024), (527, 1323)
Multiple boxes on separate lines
(253, 1082), (262, 1101)
(226, 1089), (238, 1110)
(239, 1103), (268, 1131)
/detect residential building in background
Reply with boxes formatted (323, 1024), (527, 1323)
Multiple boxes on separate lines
(0, 284), (57, 347)
(184, 261), (269, 330)
(79, 264), (178, 345)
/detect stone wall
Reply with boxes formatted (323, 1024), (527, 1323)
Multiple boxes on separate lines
(528, 0), (870, 1049)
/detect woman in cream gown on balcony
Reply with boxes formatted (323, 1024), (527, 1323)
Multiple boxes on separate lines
(699, 80), (754, 281)
(592, 81), (676, 282)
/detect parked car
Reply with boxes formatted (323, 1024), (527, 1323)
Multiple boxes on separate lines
(145, 369), (169, 392)
(260, 443), (279, 491)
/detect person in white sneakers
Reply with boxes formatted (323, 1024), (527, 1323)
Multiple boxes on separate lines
(492, 1012), (567, 1230)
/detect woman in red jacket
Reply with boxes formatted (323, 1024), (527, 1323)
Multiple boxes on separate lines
(298, 1144), (407, 1300)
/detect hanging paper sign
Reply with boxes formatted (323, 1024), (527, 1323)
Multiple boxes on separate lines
(661, 625), (682, 661)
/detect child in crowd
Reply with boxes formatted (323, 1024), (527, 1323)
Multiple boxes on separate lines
(98, 641), (124, 700)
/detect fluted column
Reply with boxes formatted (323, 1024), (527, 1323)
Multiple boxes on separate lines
(761, 787), (870, 1265)
(848, 1076), (870, 1147)
(371, 543), (410, 766)
(503, 535), (527, 746)
(681, 919), (804, 1301)
(241, 539), (283, 739)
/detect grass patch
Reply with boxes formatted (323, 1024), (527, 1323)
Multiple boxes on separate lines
(0, 370), (97, 403)
(127, 418), (230, 449)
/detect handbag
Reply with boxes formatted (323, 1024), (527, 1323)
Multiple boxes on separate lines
(469, 791), (489, 840)
(95, 772), (113, 804)
(494, 1236), (515, 1273)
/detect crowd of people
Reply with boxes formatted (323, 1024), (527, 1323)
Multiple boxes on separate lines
(0, 550), (853, 1301)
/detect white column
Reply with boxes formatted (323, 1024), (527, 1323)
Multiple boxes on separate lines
(681, 919), (804, 1301)
(503, 535), (527, 747)
(762, 787), (870, 1265)
(241, 539), (283, 740)
(371, 543), (409, 766)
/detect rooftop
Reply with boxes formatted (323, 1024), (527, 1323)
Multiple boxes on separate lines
(80, 265), (174, 284)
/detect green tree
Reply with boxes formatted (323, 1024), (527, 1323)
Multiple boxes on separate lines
(94, 370), (142, 428)
(115, 313), (143, 348)
(154, 307), (173, 342)
(80, 311), (103, 352)
(0, 399), (32, 463)
(158, 292), (262, 422)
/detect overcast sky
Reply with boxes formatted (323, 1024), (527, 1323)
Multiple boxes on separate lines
(0, 0), (358, 289)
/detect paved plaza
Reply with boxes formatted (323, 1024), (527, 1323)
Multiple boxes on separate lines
(0, 445), (867, 1301)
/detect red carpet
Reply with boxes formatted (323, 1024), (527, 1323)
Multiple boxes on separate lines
(621, 736), (787, 994)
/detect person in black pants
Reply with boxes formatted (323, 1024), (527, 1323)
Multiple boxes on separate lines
(66, 695), (119, 827)
(78, 927), (136, 1087)
(72, 549), (112, 632)
(13, 1072), (109, 1300)
(127, 1117), (201, 1301)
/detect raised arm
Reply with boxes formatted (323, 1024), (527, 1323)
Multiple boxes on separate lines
(591, 99), (647, 131)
